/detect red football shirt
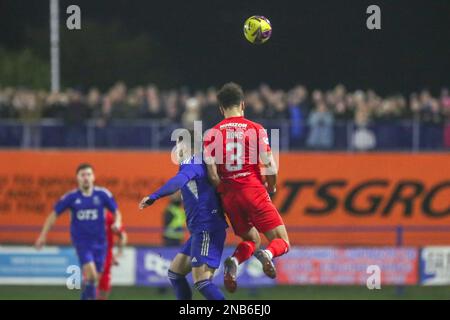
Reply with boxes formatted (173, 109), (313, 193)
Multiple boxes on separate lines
(204, 116), (271, 188)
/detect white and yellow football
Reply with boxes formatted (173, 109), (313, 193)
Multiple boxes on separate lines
(243, 15), (272, 44)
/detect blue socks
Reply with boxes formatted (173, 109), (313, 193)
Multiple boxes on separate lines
(81, 280), (97, 300)
(168, 270), (225, 300)
(194, 279), (225, 300)
(168, 270), (192, 300)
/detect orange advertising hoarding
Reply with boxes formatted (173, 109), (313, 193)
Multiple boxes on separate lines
(272, 153), (450, 246)
(0, 151), (448, 246)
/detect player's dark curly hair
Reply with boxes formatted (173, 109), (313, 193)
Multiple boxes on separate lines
(217, 82), (244, 109)
(76, 163), (94, 174)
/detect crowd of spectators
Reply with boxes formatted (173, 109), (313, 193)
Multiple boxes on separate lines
(1, 82), (449, 149)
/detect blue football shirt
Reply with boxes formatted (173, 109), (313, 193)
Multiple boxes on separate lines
(54, 186), (118, 243)
(178, 155), (228, 233)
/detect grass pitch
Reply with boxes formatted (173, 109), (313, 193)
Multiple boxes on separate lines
(0, 285), (449, 300)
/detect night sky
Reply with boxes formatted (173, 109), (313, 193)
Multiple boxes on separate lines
(1, 0), (449, 94)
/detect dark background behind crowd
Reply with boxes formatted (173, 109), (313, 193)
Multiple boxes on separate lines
(0, 1), (449, 93)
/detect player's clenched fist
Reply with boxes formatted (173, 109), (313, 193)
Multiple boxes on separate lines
(139, 196), (155, 210)
(264, 181), (277, 194)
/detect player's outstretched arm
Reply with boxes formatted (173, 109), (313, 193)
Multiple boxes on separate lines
(35, 211), (58, 250)
(260, 151), (278, 194)
(139, 172), (190, 210)
(139, 196), (154, 210)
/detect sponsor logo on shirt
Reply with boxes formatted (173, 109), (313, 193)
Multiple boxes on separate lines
(219, 122), (248, 129)
(76, 209), (98, 221)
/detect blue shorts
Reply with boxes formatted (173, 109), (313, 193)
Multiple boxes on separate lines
(180, 229), (226, 269)
(74, 240), (106, 273)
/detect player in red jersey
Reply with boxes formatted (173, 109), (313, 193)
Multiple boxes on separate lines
(203, 82), (290, 293)
(98, 211), (127, 300)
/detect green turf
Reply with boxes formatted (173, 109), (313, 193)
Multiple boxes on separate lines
(0, 285), (449, 300)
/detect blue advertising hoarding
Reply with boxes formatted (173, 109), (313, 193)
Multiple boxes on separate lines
(136, 247), (276, 287)
(0, 246), (78, 284)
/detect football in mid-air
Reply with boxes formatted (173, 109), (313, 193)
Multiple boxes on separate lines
(243, 15), (272, 44)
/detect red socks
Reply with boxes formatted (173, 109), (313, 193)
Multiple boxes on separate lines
(266, 238), (290, 258)
(232, 241), (256, 264)
(232, 239), (289, 264)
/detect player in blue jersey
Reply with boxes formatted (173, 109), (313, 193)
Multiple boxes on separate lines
(35, 163), (122, 300)
(139, 130), (228, 300)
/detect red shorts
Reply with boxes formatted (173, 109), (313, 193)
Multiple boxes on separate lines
(99, 249), (113, 292)
(220, 185), (284, 236)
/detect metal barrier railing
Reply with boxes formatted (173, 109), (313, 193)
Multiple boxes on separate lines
(0, 119), (449, 151)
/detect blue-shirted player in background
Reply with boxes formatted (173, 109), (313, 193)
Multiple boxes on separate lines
(35, 163), (123, 300)
(139, 131), (228, 300)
